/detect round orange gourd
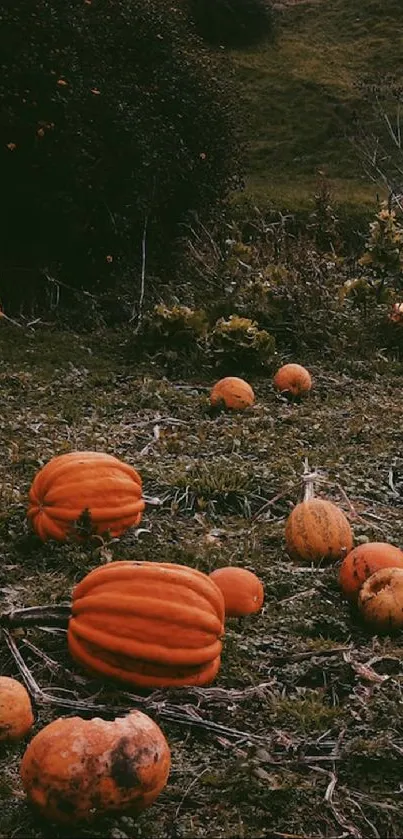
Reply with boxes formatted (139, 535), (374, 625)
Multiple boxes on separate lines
(210, 377), (254, 410)
(358, 567), (403, 631)
(0, 676), (34, 741)
(27, 451), (145, 541)
(20, 711), (170, 823)
(339, 542), (403, 602)
(285, 498), (353, 564)
(67, 560), (225, 689)
(209, 567), (264, 617)
(388, 302), (403, 324)
(273, 363), (312, 397)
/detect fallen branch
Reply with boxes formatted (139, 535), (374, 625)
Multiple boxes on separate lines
(0, 630), (347, 766)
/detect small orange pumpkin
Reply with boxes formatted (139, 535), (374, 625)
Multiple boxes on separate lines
(285, 462), (353, 564)
(286, 498), (352, 563)
(67, 560), (225, 689)
(0, 676), (34, 741)
(210, 377), (254, 410)
(210, 565), (264, 617)
(20, 711), (171, 823)
(273, 363), (312, 397)
(27, 451), (145, 541)
(388, 302), (403, 324)
(209, 567), (264, 617)
(358, 567), (403, 631)
(339, 542), (403, 602)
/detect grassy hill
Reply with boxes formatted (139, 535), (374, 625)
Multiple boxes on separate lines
(231, 0), (403, 213)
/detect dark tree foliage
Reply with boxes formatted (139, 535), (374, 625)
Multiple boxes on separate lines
(0, 0), (242, 310)
(186, 0), (274, 48)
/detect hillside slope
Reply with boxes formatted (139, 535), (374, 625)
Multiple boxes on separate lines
(232, 0), (403, 211)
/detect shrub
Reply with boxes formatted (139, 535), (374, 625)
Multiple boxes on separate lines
(142, 304), (209, 349)
(208, 314), (275, 370)
(358, 200), (403, 293)
(186, 0), (274, 48)
(0, 0), (242, 312)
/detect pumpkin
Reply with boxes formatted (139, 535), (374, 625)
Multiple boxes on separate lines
(209, 567), (264, 617)
(27, 451), (145, 541)
(388, 302), (403, 324)
(67, 560), (225, 689)
(20, 711), (170, 823)
(286, 498), (352, 564)
(273, 363), (312, 397)
(0, 676), (34, 741)
(210, 377), (254, 410)
(358, 567), (403, 632)
(339, 542), (403, 602)
(285, 461), (353, 564)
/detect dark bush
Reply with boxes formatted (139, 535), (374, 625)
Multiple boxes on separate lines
(186, 0), (274, 48)
(0, 0), (242, 312)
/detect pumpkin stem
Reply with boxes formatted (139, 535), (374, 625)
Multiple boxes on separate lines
(0, 604), (71, 628)
(302, 457), (316, 502)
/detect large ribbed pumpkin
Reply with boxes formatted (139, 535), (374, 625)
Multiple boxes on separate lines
(67, 561), (225, 689)
(28, 451), (145, 541)
(285, 498), (353, 564)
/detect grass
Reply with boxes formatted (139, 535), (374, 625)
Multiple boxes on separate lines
(1, 322), (403, 836)
(231, 0), (403, 212)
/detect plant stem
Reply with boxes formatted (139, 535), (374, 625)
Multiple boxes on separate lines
(302, 457), (316, 501)
(0, 604), (71, 628)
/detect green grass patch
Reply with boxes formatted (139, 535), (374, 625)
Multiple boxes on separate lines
(232, 0), (403, 211)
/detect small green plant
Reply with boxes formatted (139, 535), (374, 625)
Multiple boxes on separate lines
(209, 314), (275, 370)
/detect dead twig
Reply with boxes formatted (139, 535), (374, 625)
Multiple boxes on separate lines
(258, 645), (351, 662)
(0, 629), (282, 746)
(21, 638), (88, 685)
(252, 488), (293, 521)
(131, 212), (149, 329)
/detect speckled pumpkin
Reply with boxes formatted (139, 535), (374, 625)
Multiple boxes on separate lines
(358, 567), (403, 632)
(209, 567), (264, 617)
(27, 451), (145, 541)
(67, 560), (225, 689)
(0, 677), (34, 741)
(285, 498), (353, 564)
(210, 377), (255, 410)
(339, 542), (403, 602)
(273, 363), (312, 397)
(20, 711), (171, 823)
